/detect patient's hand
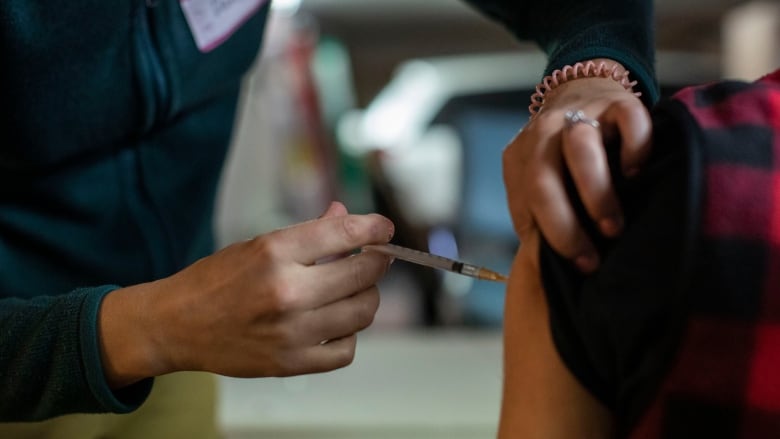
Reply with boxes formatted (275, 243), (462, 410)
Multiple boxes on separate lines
(499, 232), (615, 438)
(502, 64), (651, 274)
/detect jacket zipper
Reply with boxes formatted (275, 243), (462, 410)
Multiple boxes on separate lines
(127, 0), (178, 278)
(135, 0), (171, 131)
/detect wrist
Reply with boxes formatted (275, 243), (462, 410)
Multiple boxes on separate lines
(98, 282), (172, 388)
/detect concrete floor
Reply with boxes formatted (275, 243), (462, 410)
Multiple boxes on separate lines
(217, 329), (502, 439)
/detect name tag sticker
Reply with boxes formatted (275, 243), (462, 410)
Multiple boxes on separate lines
(180, 0), (267, 52)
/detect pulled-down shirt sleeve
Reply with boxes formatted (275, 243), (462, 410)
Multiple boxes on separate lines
(463, 0), (659, 104)
(0, 286), (152, 421)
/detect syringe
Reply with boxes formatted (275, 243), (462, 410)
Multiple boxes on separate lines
(362, 243), (508, 283)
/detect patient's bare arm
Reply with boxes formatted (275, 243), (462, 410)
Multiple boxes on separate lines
(499, 233), (615, 439)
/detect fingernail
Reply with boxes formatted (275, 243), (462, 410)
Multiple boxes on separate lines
(600, 216), (623, 237)
(575, 252), (599, 273)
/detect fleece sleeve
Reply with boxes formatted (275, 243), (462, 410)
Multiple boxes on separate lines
(463, 0), (659, 105)
(0, 286), (152, 421)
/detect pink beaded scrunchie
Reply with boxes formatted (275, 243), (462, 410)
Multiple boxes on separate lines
(528, 61), (641, 118)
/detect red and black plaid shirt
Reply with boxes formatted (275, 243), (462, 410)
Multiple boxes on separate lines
(631, 69), (780, 437)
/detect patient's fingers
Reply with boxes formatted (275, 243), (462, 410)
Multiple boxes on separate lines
(602, 99), (652, 176)
(562, 119), (623, 237)
(526, 146), (600, 273)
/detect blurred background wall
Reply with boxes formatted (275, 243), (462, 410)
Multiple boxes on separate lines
(280, 0), (770, 106)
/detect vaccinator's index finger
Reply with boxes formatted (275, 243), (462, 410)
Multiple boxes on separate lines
(274, 214), (395, 266)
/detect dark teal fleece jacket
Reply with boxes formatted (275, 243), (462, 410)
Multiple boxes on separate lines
(0, 0), (270, 421)
(464, 0), (658, 104)
(0, 0), (656, 422)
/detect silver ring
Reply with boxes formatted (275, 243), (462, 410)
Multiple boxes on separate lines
(564, 110), (600, 129)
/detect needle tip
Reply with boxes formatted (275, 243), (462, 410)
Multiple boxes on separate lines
(480, 270), (509, 283)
